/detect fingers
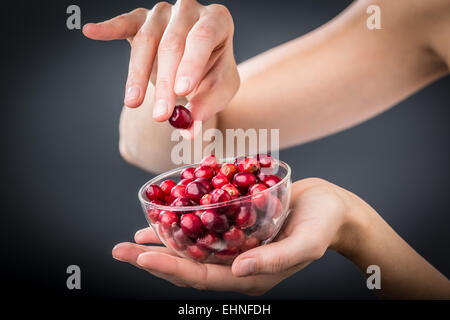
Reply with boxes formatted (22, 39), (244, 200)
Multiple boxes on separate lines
(152, 6), (200, 121)
(124, 5), (171, 107)
(134, 227), (162, 244)
(112, 242), (175, 266)
(82, 8), (148, 41)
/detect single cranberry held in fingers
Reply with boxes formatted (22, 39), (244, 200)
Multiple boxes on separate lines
(238, 157), (260, 174)
(169, 105), (193, 129)
(200, 209), (229, 233)
(160, 179), (177, 195)
(211, 174), (229, 189)
(180, 167), (196, 180)
(145, 184), (165, 202)
(180, 213), (204, 238)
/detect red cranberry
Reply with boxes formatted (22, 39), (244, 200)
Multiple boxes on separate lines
(193, 210), (204, 218)
(249, 183), (268, 210)
(180, 213), (204, 238)
(233, 172), (257, 191)
(178, 178), (194, 186)
(200, 193), (212, 205)
(158, 223), (172, 239)
(253, 220), (275, 241)
(173, 226), (193, 248)
(185, 181), (208, 203)
(200, 209), (229, 233)
(146, 200), (164, 223)
(160, 179), (176, 195)
(159, 211), (179, 228)
(180, 167), (196, 180)
(238, 157), (260, 174)
(224, 203), (241, 218)
(219, 163), (238, 180)
(170, 197), (192, 207)
(223, 226), (245, 247)
(215, 247), (239, 261)
(266, 196), (283, 219)
(201, 154), (220, 170)
(145, 184), (165, 202)
(194, 166), (215, 180)
(221, 183), (240, 199)
(186, 245), (209, 261)
(257, 154), (274, 168)
(262, 174), (281, 188)
(212, 174), (229, 189)
(194, 177), (213, 192)
(169, 105), (193, 129)
(164, 194), (175, 205)
(235, 206), (257, 229)
(170, 184), (186, 199)
(210, 188), (232, 204)
(241, 236), (260, 252)
(197, 231), (222, 251)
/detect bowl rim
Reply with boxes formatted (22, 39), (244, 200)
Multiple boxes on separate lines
(138, 158), (291, 212)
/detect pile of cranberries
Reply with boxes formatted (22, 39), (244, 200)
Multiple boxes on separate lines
(142, 154), (288, 264)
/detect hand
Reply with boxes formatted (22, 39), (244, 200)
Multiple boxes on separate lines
(83, 0), (240, 138)
(112, 178), (369, 295)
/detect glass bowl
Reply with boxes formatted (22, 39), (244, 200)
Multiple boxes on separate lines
(138, 158), (291, 264)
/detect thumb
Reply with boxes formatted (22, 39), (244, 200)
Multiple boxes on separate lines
(231, 230), (327, 277)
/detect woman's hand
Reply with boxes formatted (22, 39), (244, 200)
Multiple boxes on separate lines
(112, 178), (368, 295)
(83, 0), (239, 137)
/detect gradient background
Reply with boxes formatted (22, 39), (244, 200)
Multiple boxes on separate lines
(1, 0), (449, 300)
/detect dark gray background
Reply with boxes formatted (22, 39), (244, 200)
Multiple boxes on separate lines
(1, 0), (449, 300)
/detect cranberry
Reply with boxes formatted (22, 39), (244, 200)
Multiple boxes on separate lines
(180, 167), (196, 180)
(221, 183), (240, 199)
(249, 183), (268, 210)
(223, 226), (245, 247)
(170, 184), (186, 199)
(238, 157), (260, 174)
(158, 223), (172, 239)
(164, 194), (175, 205)
(241, 236), (260, 252)
(200, 209), (229, 233)
(266, 196), (283, 219)
(146, 200), (164, 223)
(201, 154), (220, 170)
(215, 247), (239, 261)
(211, 174), (229, 189)
(194, 166), (215, 180)
(180, 213), (204, 238)
(159, 211), (179, 228)
(262, 174), (281, 188)
(197, 231), (222, 251)
(257, 154), (274, 168)
(224, 203), (241, 218)
(160, 179), (176, 195)
(200, 193), (212, 205)
(194, 177), (213, 192)
(145, 184), (165, 202)
(193, 210), (204, 219)
(173, 226), (193, 248)
(235, 206), (257, 229)
(185, 181), (208, 203)
(170, 197), (192, 207)
(178, 178), (194, 186)
(169, 105), (193, 129)
(253, 220), (275, 241)
(186, 245), (209, 261)
(210, 188), (232, 204)
(219, 163), (238, 180)
(233, 172), (257, 191)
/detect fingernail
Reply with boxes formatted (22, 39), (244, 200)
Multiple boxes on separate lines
(125, 86), (140, 102)
(174, 77), (191, 94)
(134, 229), (145, 241)
(234, 258), (256, 277)
(153, 99), (168, 118)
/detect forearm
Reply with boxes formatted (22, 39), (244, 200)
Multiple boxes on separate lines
(337, 192), (450, 299)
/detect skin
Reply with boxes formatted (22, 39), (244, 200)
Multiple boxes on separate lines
(83, 0), (450, 298)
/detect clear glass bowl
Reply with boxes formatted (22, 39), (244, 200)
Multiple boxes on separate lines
(138, 159), (291, 264)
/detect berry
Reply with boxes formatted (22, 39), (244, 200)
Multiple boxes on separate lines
(160, 179), (176, 195)
(170, 197), (192, 208)
(178, 178), (194, 186)
(169, 105), (193, 129)
(200, 193), (212, 205)
(201, 154), (220, 170)
(221, 183), (240, 199)
(146, 200), (164, 223)
(238, 157), (260, 174)
(233, 172), (257, 191)
(170, 184), (186, 199)
(223, 226), (245, 247)
(241, 236), (260, 252)
(194, 177), (213, 192)
(145, 184), (165, 202)
(235, 206), (257, 229)
(185, 181), (208, 203)
(257, 154), (274, 168)
(180, 167), (196, 180)
(200, 209), (229, 233)
(262, 174), (281, 188)
(173, 226), (193, 248)
(219, 163), (238, 180)
(266, 196), (283, 219)
(249, 183), (268, 210)
(186, 245), (209, 260)
(194, 165), (215, 180)
(215, 247), (239, 261)
(253, 220), (275, 241)
(159, 211), (179, 228)
(197, 231), (222, 251)
(211, 174), (229, 189)
(180, 213), (204, 238)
